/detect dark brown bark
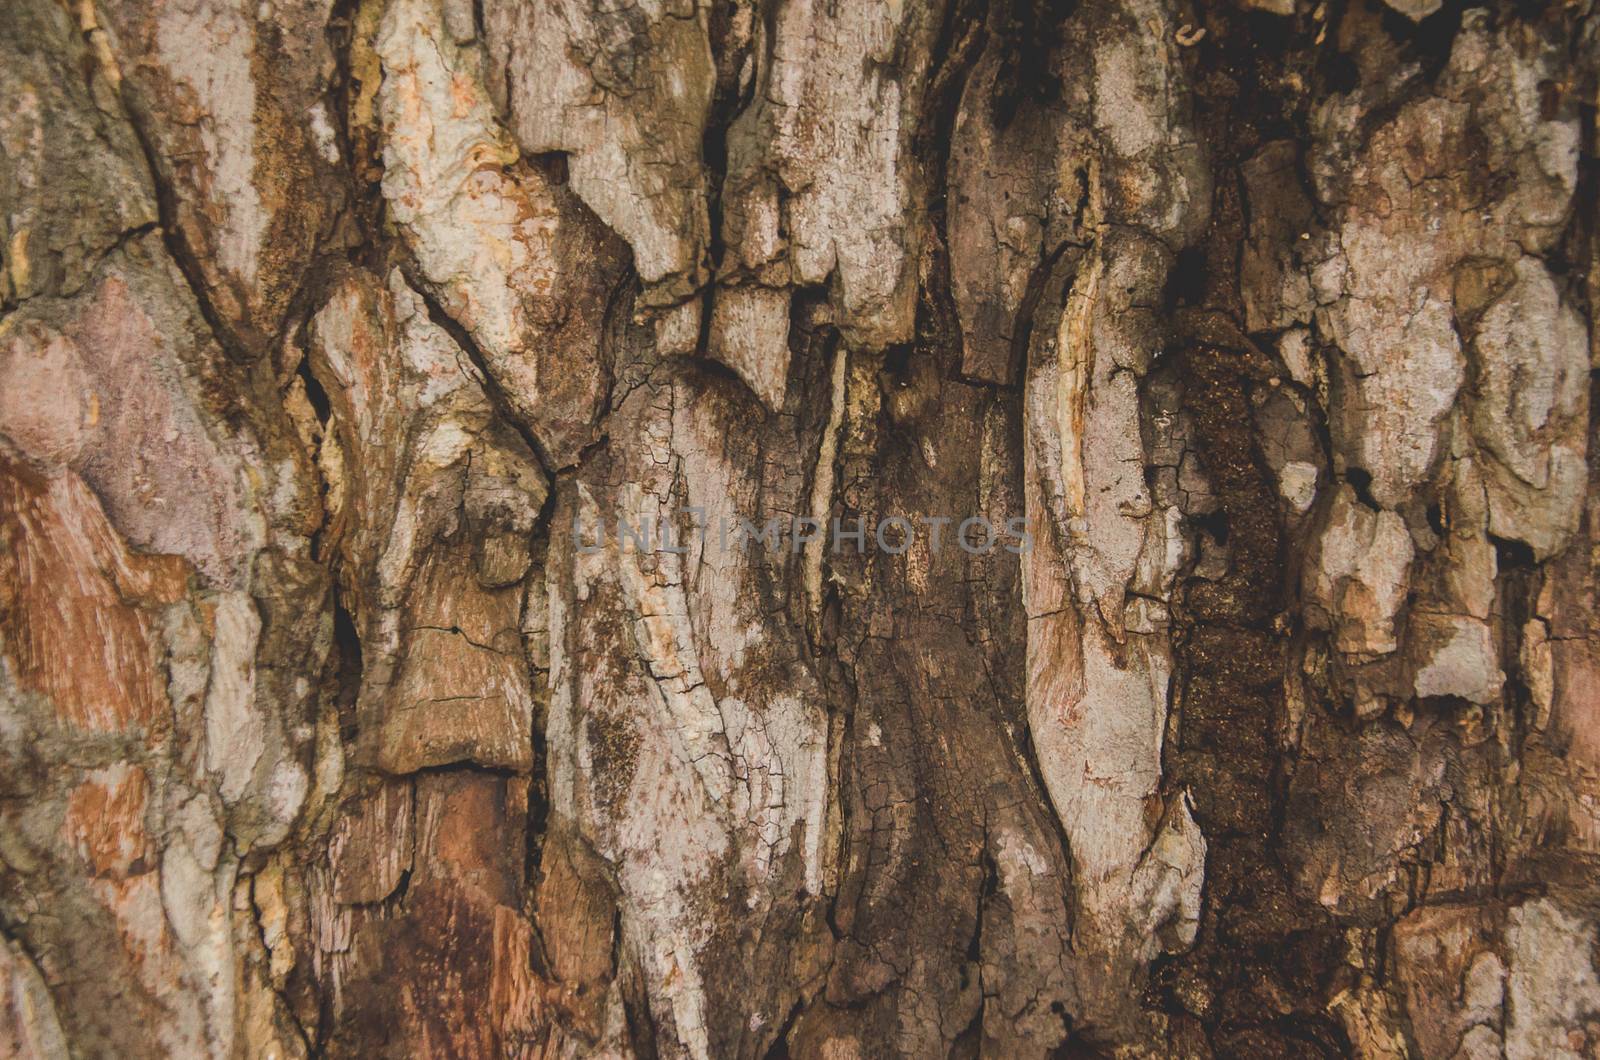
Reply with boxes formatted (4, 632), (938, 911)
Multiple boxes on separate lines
(2, 0), (1599, 1057)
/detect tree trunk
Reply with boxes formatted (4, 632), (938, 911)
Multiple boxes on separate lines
(2, 0), (1598, 1055)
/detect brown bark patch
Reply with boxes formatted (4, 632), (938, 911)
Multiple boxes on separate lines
(0, 453), (187, 733)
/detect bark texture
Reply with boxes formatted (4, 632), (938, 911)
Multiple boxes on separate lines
(2, 0), (1599, 1056)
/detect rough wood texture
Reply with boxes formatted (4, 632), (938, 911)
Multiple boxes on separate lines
(3, 0), (1599, 1056)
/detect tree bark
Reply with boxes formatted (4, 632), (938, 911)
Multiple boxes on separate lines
(2, 0), (1598, 1056)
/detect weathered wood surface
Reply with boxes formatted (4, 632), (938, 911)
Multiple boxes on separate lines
(2, 0), (1598, 1056)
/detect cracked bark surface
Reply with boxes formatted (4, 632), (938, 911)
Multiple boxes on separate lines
(2, 0), (1599, 1056)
